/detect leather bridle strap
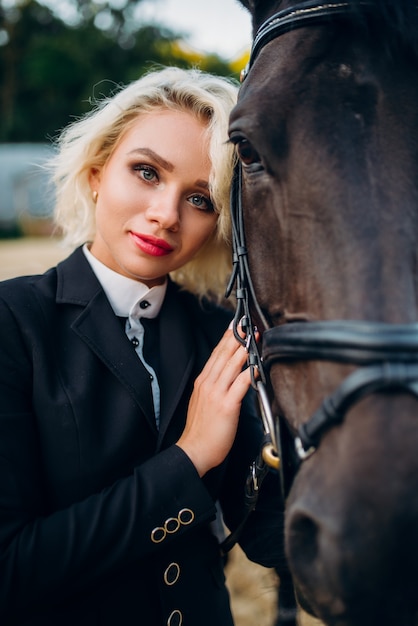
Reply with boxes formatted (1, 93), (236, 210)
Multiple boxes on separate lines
(226, 165), (269, 381)
(263, 321), (418, 458)
(225, 165), (280, 467)
(263, 320), (418, 364)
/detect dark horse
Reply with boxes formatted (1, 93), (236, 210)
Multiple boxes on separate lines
(228, 1), (418, 625)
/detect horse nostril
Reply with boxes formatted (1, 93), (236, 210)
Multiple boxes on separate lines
(287, 511), (320, 568)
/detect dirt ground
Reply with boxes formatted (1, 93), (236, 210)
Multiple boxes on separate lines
(0, 236), (323, 626)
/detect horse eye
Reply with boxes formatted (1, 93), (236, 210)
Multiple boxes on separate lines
(235, 139), (261, 166)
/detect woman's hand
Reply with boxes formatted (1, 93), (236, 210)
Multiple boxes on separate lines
(176, 325), (253, 477)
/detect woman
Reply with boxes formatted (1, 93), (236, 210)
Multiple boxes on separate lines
(0, 67), (283, 625)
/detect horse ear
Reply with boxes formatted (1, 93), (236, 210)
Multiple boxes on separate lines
(236, 0), (271, 14)
(237, 0), (257, 10)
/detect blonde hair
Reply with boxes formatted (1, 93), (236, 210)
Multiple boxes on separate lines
(51, 66), (238, 300)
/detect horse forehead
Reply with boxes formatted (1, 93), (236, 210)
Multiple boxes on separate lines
(231, 21), (409, 132)
(231, 47), (297, 123)
(234, 22), (335, 117)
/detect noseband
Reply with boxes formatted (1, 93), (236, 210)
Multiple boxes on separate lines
(227, 1), (418, 481)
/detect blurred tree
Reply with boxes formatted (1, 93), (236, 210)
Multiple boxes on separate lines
(0, 0), (238, 142)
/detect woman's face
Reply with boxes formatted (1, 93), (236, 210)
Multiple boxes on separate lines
(89, 109), (218, 286)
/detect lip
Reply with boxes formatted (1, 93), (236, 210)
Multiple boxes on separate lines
(129, 231), (174, 257)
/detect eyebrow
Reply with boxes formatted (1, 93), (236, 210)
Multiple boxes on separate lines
(128, 147), (210, 191)
(128, 148), (174, 172)
(194, 180), (210, 191)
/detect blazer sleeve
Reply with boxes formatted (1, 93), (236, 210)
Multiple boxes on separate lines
(0, 295), (217, 621)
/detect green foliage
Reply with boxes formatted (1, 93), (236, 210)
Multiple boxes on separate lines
(0, 0), (239, 142)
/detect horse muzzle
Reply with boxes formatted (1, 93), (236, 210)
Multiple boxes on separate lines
(284, 393), (418, 626)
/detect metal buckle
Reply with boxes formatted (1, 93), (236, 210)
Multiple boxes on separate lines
(295, 436), (316, 460)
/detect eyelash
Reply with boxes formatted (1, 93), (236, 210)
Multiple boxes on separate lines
(132, 164), (214, 213)
(134, 164), (158, 182)
(189, 194), (214, 213)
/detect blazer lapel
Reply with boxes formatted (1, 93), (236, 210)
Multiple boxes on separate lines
(157, 281), (196, 443)
(56, 248), (158, 434)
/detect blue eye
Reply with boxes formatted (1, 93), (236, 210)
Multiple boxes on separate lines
(133, 165), (158, 182)
(189, 194), (214, 212)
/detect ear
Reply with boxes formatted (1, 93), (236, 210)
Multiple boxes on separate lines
(88, 167), (101, 193)
(236, 0), (278, 23)
(236, 0), (269, 11)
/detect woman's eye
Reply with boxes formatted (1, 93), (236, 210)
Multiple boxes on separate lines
(134, 165), (158, 182)
(189, 194), (214, 212)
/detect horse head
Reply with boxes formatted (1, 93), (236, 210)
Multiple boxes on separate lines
(230, 1), (418, 624)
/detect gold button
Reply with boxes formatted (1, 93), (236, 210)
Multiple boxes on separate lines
(167, 609), (183, 625)
(165, 517), (180, 534)
(151, 526), (166, 543)
(178, 508), (194, 525)
(164, 562), (180, 586)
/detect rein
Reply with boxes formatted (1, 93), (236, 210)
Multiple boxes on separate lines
(225, 166), (280, 471)
(227, 0), (418, 479)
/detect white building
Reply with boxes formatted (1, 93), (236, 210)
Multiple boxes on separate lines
(0, 144), (56, 236)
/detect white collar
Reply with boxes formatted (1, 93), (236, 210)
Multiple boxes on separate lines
(83, 244), (167, 319)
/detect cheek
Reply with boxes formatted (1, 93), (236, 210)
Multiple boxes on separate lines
(94, 201), (114, 229)
(100, 169), (137, 203)
(192, 219), (217, 249)
(97, 183), (138, 219)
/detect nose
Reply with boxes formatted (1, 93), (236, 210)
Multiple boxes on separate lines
(146, 188), (181, 231)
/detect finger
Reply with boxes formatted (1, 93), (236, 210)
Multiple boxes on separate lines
(198, 327), (246, 376)
(200, 335), (248, 386)
(228, 317), (247, 345)
(228, 364), (253, 403)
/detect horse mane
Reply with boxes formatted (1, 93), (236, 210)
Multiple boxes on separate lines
(351, 0), (418, 58)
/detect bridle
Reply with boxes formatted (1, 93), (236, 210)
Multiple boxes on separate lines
(226, 1), (418, 486)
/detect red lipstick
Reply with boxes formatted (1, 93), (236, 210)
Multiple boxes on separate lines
(130, 232), (174, 257)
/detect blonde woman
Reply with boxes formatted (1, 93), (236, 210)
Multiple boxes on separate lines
(0, 67), (282, 625)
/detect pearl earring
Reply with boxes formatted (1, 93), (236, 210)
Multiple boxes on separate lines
(92, 190), (98, 203)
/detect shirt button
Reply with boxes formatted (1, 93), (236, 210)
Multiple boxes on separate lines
(140, 300), (151, 309)
(131, 337), (139, 348)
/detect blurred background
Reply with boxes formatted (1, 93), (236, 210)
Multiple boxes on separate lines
(0, 0), (251, 237)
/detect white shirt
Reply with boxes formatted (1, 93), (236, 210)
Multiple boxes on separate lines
(83, 244), (167, 319)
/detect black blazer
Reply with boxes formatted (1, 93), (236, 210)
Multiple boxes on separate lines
(0, 247), (283, 626)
